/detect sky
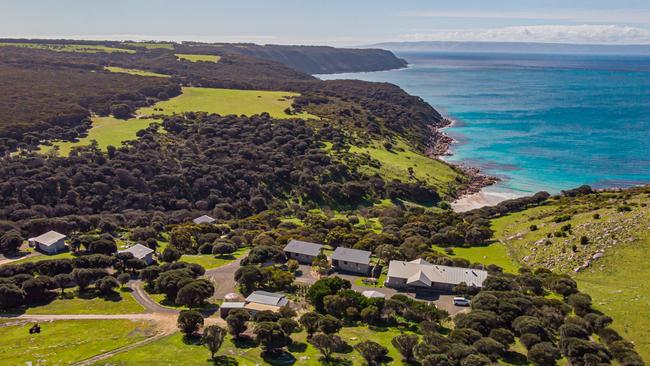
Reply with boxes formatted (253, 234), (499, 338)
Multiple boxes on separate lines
(2, 0), (650, 46)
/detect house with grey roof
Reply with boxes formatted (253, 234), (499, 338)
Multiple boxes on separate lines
(244, 291), (289, 315)
(385, 259), (488, 292)
(193, 215), (216, 225)
(118, 243), (155, 265)
(28, 231), (66, 254)
(331, 247), (371, 275)
(283, 239), (323, 264)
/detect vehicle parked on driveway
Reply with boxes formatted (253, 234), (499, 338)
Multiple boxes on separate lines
(453, 297), (471, 306)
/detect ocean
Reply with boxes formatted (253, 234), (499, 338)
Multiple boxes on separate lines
(319, 52), (650, 199)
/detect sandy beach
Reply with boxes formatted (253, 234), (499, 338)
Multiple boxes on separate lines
(452, 187), (523, 212)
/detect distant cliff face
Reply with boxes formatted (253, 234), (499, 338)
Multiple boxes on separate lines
(174, 43), (408, 74)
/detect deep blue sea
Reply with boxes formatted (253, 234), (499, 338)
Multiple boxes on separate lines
(320, 52), (650, 196)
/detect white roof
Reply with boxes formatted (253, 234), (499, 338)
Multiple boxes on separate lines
(246, 291), (289, 307)
(362, 290), (386, 299)
(193, 215), (216, 224)
(220, 302), (246, 309)
(387, 260), (488, 288)
(31, 231), (66, 246)
(118, 244), (154, 259)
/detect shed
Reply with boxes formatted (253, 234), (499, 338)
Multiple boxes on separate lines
(118, 244), (155, 265)
(283, 239), (323, 264)
(219, 302), (246, 318)
(29, 231), (66, 254)
(193, 215), (216, 225)
(245, 291), (289, 307)
(331, 247), (372, 275)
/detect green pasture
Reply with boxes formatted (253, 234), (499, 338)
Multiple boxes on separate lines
(0, 42), (135, 53)
(175, 53), (221, 63)
(125, 42), (174, 49)
(432, 243), (519, 273)
(179, 247), (249, 270)
(7, 288), (145, 315)
(104, 66), (170, 78)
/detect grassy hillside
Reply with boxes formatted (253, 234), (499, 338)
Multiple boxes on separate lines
(138, 87), (317, 119)
(0, 42), (135, 53)
(0, 319), (155, 365)
(175, 53), (221, 63)
(38, 116), (161, 156)
(104, 66), (171, 78)
(491, 187), (650, 360)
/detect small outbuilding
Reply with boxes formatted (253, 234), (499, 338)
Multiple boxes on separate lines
(362, 290), (386, 299)
(119, 244), (155, 265)
(29, 231), (67, 254)
(331, 247), (372, 275)
(193, 215), (216, 225)
(244, 291), (289, 315)
(283, 239), (323, 264)
(219, 302), (246, 318)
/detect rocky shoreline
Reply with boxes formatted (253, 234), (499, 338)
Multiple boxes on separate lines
(426, 118), (499, 200)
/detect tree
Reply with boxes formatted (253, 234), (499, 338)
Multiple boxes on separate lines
(278, 317), (300, 335)
(110, 103), (132, 119)
(286, 259), (299, 273)
(234, 265), (264, 294)
(72, 268), (107, 291)
(421, 354), (451, 366)
(489, 328), (515, 347)
(140, 266), (161, 286)
(162, 247), (182, 263)
(0, 230), (23, 253)
(460, 354), (492, 366)
(318, 314), (342, 335)
(473, 337), (505, 360)
(177, 310), (204, 336)
(212, 243), (236, 257)
(360, 305), (380, 325)
(355, 340), (388, 366)
(117, 273), (131, 288)
(53, 273), (74, 295)
(392, 334), (419, 362)
(374, 244), (402, 265)
(528, 342), (560, 366)
(22, 276), (56, 302)
(306, 276), (351, 312)
(202, 324), (226, 360)
(0, 284), (25, 309)
(299, 311), (322, 338)
(254, 322), (291, 354)
(226, 309), (250, 339)
(309, 333), (338, 360)
(97, 276), (120, 295)
(176, 279), (214, 308)
(567, 293), (592, 316)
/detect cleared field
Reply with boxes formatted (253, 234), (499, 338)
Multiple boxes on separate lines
(96, 325), (414, 366)
(125, 42), (174, 49)
(138, 87), (317, 119)
(10, 289), (144, 315)
(179, 247), (248, 270)
(432, 243), (519, 273)
(39, 116), (161, 156)
(104, 66), (170, 78)
(0, 42), (135, 53)
(175, 53), (221, 63)
(491, 191), (650, 360)
(0, 319), (156, 365)
(8, 250), (74, 265)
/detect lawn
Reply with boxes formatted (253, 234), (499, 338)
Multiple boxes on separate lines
(175, 53), (221, 63)
(96, 325), (415, 365)
(179, 248), (249, 270)
(432, 243), (520, 273)
(345, 139), (463, 195)
(138, 87), (317, 120)
(125, 42), (174, 49)
(39, 116), (161, 156)
(354, 273), (387, 288)
(0, 42), (135, 53)
(8, 250), (74, 265)
(0, 319), (156, 365)
(105, 66), (170, 78)
(11, 288), (144, 315)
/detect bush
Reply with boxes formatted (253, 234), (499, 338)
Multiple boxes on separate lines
(177, 310), (204, 336)
(354, 340), (388, 365)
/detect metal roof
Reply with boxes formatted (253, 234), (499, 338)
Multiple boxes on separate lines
(30, 231), (66, 246)
(245, 291), (289, 307)
(193, 215), (216, 224)
(118, 244), (154, 259)
(362, 290), (385, 299)
(387, 260), (488, 287)
(283, 239), (323, 257)
(220, 302), (246, 309)
(331, 247), (371, 265)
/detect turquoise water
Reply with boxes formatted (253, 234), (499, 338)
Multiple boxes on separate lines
(320, 52), (650, 195)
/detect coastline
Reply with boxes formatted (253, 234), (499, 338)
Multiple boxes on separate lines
(427, 117), (503, 211)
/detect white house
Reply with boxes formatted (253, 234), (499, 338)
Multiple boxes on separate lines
(29, 231), (67, 254)
(385, 258), (488, 292)
(118, 244), (155, 265)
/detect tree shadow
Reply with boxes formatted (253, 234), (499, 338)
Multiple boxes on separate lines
(181, 335), (202, 345)
(232, 335), (256, 349)
(502, 351), (529, 366)
(287, 341), (307, 353)
(261, 350), (296, 365)
(321, 356), (352, 366)
(212, 355), (238, 366)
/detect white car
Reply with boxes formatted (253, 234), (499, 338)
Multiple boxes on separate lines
(453, 297), (471, 306)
